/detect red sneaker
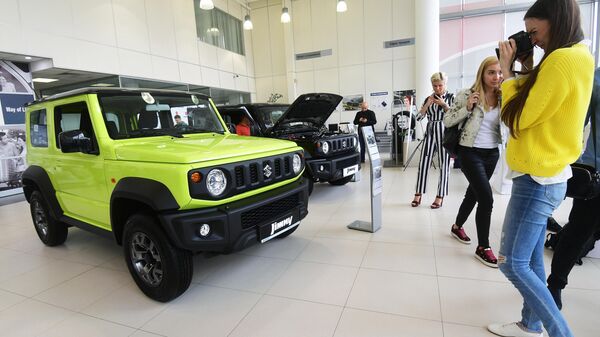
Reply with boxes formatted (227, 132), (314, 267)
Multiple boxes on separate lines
(475, 246), (498, 268)
(450, 225), (471, 244)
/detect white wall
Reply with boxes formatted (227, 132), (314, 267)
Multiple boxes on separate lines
(251, 0), (417, 130)
(0, 0), (256, 96)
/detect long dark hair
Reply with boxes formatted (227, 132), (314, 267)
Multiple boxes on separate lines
(501, 0), (584, 138)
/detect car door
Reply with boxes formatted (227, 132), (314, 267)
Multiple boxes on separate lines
(51, 99), (110, 229)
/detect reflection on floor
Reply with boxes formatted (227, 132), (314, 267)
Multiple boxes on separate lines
(0, 167), (598, 337)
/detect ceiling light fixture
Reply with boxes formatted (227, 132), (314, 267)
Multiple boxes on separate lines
(337, 0), (347, 12)
(32, 78), (59, 83)
(24, 56), (32, 60)
(199, 0), (214, 10)
(243, 14), (253, 30)
(281, 7), (290, 23)
(243, 1), (253, 30)
(90, 83), (115, 87)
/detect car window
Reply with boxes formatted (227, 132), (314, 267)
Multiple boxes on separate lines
(54, 101), (98, 152)
(98, 93), (224, 139)
(257, 107), (287, 128)
(29, 109), (48, 147)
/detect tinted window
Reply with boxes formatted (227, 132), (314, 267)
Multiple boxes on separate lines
(29, 109), (48, 147)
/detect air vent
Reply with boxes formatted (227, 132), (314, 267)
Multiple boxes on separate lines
(295, 49), (333, 61)
(384, 38), (415, 49)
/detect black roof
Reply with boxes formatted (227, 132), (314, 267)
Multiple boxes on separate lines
(26, 87), (211, 107)
(220, 103), (289, 109)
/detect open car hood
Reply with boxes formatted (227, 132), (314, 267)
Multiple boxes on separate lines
(270, 93), (342, 132)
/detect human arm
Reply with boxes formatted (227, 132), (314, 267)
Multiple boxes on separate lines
(365, 110), (377, 126)
(502, 50), (589, 130)
(443, 89), (473, 127)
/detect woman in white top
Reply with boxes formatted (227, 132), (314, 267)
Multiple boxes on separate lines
(443, 56), (503, 268)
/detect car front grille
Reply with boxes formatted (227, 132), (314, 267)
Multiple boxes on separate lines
(241, 194), (300, 228)
(330, 136), (356, 153)
(188, 152), (301, 200)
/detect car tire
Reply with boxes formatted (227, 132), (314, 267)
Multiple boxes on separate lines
(29, 190), (68, 246)
(123, 213), (193, 302)
(328, 176), (353, 186)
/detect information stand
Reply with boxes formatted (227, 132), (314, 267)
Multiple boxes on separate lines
(348, 126), (382, 233)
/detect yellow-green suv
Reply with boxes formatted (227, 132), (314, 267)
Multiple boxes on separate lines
(23, 88), (308, 302)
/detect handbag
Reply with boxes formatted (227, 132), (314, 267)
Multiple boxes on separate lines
(442, 123), (462, 156)
(566, 108), (600, 200)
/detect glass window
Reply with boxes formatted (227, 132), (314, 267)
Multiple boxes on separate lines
(98, 92), (224, 139)
(440, 1), (598, 90)
(54, 102), (98, 153)
(194, 2), (245, 55)
(29, 109), (48, 147)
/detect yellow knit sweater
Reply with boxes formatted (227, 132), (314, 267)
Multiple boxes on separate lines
(501, 43), (595, 177)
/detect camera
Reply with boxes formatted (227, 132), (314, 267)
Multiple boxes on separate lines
(495, 30), (534, 61)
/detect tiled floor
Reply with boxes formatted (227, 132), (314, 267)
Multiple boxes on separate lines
(0, 166), (599, 337)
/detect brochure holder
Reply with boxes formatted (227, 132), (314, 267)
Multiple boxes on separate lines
(348, 126), (382, 233)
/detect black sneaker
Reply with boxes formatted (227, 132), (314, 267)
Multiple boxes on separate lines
(547, 217), (562, 233)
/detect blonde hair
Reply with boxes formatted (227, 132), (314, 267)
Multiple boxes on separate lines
(471, 56), (500, 112)
(430, 72), (447, 83)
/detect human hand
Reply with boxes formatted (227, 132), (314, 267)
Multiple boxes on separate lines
(517, 51), (534, 73)
(466, 92), (479, 111)
(498, 39), (516, 78)
(431, 95), (446, 107)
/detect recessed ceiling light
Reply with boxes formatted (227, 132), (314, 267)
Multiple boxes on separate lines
(25, 56), (32, 60)
(90, 83), (114, 87)
(32, 78), (59, 83)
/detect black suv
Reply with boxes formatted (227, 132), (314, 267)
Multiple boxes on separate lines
(219, 93), (360, 194)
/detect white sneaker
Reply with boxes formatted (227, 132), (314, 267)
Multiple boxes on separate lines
(487, 322), (542, 337)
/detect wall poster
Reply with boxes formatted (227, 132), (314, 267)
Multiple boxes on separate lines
(0, 61), (35, 197)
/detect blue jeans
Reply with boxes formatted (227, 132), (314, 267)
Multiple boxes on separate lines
(498, 175), (573, 337)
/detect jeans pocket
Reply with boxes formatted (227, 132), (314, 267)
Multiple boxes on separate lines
(544, 183), (567, 210)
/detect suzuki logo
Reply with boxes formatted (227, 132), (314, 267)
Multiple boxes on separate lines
(342, 140), (347, 148)
(263, 164), (272, 178)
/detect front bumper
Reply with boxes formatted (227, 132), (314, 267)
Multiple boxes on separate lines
(158, 178), (309, 253)
(306, 152), (360, 181)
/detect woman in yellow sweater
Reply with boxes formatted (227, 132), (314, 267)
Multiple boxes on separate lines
(488, 0), (594, 337)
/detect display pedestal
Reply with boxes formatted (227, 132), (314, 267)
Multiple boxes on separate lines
(348, 126), (382, 233)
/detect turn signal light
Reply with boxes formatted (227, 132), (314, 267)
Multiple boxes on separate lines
(190, 172), (202, 183)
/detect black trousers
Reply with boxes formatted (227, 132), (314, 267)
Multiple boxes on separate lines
(358, 129), (366, 163)
(455, 146), (499, 248)
(547, 195), (600, 290)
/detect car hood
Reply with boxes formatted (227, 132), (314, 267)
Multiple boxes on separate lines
(270, 93), (342, 132)
(113, 134), (297, 164)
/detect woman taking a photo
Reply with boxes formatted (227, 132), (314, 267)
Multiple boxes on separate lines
(411, 72), (454, 209)
(489, 0), (594, 336)
(443, 56), (503, 268)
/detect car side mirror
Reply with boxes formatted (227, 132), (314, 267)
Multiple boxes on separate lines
(59, 130), (95, 154)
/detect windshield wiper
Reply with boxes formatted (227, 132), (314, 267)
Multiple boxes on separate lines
(131, 129), (184, 138)
(179, 128), (224, 135)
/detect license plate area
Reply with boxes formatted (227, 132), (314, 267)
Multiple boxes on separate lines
(258, 210), (300, 243)
(343, 164), (359, 177)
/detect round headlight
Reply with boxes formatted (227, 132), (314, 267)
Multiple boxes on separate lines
(321, 141), (329, 154)
(206, 169), (227, 197)
(292, 154), (302, 174)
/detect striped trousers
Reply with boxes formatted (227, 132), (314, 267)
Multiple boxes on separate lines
(415, 121), (450, 196)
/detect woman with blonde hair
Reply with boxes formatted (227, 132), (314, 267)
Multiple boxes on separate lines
(443, 56), (503, 268)
(411, 72), (454, 209)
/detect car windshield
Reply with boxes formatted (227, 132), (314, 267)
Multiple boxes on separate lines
(256, 106), (287, 128)
(98, 92), (224, 139)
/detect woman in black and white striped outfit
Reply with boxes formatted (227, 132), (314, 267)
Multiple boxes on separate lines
(411, 72), (454, 209)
